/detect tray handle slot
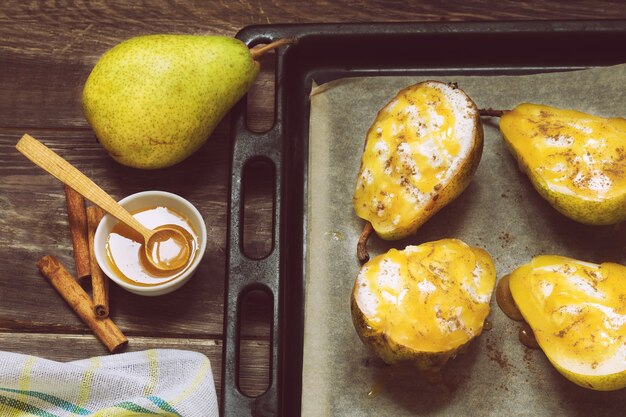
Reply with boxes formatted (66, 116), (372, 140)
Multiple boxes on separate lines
(246, 50), (277, 133)
(237, 285), (274, 397)
(224, 32), (291, 416)
(223, 117), (283, 416)
(241, 157), (276, 259)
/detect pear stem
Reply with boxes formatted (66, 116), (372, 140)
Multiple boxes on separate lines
(249, 38), (297, 60)
(479, 108), (510, 117)
(357, 221), (374, 264)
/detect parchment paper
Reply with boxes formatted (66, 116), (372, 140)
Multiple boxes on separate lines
(303, 64), (626, 417)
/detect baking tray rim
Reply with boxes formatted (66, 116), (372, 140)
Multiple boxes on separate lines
(222, 19), (626, 417)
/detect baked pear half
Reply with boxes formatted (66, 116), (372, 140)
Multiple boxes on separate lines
(500, 103), (626, 225)
(509, 255), (626, 391)
(353, 81), (483, 240)
(351, 238), (495, 371)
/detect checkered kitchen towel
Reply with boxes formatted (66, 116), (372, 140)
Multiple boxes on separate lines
(0, 349), (218, 416)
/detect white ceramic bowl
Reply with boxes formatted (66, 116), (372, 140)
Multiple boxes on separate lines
(94, 191), (207, 296)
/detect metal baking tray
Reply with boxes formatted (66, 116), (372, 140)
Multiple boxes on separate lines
(223, 20), (626, 416)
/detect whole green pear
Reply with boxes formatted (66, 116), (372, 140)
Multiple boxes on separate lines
(82, 34), (259, 169)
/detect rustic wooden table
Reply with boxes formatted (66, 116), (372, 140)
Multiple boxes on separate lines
(1, 0), (625, 408)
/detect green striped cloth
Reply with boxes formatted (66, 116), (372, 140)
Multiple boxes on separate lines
(0, 349), (217, 417)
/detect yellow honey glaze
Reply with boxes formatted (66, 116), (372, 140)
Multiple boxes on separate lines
(147, 226), (191, 269)
(353, 81), (480, 240)
(509, 255), (626, 390)
(106, 206), (198, 286)
(354, 239), (495, 354)
(500, 103), (626, 224)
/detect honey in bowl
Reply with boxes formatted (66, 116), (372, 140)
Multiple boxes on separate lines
(106, 206), (199, 286)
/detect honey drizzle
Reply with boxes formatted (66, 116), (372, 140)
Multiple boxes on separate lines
(519, 322), (540, 349)
(497, 274), (541, 349)
(495, 274), (524, 321)
(106, 206), (198, 286)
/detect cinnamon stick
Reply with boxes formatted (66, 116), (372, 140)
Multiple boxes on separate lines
(87, 205), (109, 319)
(64, 185), (90, 280)
(36, 255), (127, 352)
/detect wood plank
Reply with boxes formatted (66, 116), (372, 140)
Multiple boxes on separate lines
(0, 129), (273, 338)
(1, 0), (625, 30)
(0, 58), (88, 129)
(0, 332), (271, 399)
(0, 54), (276, 131)
(2, 2), (625, 129)
(0, 332), (221, 365)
